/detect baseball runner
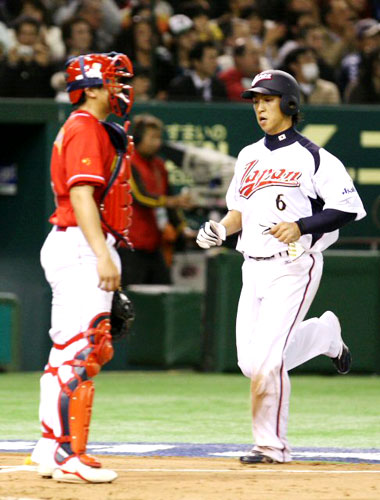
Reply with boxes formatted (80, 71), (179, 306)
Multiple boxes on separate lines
(196, 70), (366, 464)
(31, 52), (134, 483)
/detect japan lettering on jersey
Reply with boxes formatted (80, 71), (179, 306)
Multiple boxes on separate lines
(239, 160), (302, 198)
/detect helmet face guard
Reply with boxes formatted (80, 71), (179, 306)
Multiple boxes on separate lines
(103, 53), (134, 118)
(66, 52), (134, 119)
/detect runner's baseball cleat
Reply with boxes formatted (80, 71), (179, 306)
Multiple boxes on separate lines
(332, 342), (352, 374)
(240, 450), (279, 464)
(52, 457), (117, 483)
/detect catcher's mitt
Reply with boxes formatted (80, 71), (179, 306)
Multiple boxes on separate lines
(110, 288), (135, 341)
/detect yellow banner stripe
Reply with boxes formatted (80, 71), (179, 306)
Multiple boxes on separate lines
(360, 131), (380, 148)
(347, 168), (380, 185)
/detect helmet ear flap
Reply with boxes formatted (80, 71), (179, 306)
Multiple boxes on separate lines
(280, 94), (299, 116)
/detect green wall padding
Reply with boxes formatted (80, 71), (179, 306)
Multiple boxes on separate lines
(203, 251), (380, 374)
(126, 285), (203, 368)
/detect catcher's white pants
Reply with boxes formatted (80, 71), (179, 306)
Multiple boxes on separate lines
(32, 227), (120, 467)
(236, 252), (342, 462)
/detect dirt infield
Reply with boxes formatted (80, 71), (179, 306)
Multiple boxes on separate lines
(1, 453), (380, 500)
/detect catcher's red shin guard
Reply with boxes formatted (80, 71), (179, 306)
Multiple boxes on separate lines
(53, 315), (114, 466)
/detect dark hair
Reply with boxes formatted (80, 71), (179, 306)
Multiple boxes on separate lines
(240, 6), (262, 19)
(233, 38), (252, 58)
(13, 15), (41, 34)
(292, 112), (302, 125)
(133, 64), (150, 78)
(283, 46), (316, 74)
(189, 41), (217, 62)
(22, 0), (51, 26)
(179, 1), (209, 19)
(356, 47), (380, 95)
(61, 16), (92, 45)
(132, 114), (163, 145)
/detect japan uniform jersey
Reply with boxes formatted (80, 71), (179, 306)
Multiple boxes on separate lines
(226, 127), (366, 257)
(49, 110), (117, 227)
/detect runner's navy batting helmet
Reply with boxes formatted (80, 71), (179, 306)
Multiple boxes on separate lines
(66, 52), (134, 118)
(241, 70), (300, 116)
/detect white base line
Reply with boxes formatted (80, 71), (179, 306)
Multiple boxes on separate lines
(113, 468), (380, 474)
(2, 466), (380, 475)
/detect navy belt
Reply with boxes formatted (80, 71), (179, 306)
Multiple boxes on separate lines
(248, 251), (289, 261)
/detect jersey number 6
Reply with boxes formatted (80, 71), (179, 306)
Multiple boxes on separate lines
(276, 194), (286, 211)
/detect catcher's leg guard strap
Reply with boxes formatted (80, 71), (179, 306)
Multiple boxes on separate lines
(80, 315), (114, 377)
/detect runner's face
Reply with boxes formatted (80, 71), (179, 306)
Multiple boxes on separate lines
(253, 94), (292, 135)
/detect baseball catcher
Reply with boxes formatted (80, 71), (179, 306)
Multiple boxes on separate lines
(31, 52), (135, 484)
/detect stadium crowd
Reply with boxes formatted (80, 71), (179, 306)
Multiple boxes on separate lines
(0, 0), (378, 104)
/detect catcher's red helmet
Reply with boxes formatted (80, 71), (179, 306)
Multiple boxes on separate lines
(65, 52), (134, 118)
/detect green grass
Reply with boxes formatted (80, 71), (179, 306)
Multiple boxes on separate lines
(0, 371), (379, 448)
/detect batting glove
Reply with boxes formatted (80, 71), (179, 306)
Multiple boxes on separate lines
(196, 220), (226, 249)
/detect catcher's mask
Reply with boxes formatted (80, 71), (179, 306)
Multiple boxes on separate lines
(65, 52), (134, 119)
(241, 69), (300, 116)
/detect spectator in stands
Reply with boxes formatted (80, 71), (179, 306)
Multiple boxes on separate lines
(283, 46), (341, 103)
(345, 0), (374, 20)
(346, 46), (380, 103)
(118, 114), (193, 286)
(75, 0), (119, 51)
(219, 38), (263, 101)
(0, 16), (54, 97)
(115, 15), (175, 99)
(168, 40), (228, 101)
(60, 16), (94, 57)
(286, 0), (320, 25)
(240, 7), (267, 46)
(132, 65), (151, 101)
(15, 0), (65, 61)
(168, 14), (198, 77)
(339, 18), (380, 98)
(179, 2), (224, 45)
(301, 24), (336, 82)
(260, 20), (289, 67)
(218, 17), (251, 70)
(50, 16), (95, 102)
(322, 0), (358, 67)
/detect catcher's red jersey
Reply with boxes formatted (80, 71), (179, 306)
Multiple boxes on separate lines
(49, 110), (115, 227)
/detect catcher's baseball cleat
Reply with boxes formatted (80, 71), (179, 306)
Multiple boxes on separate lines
(52, 457), (117, 483)
(239, 450), (279, 464)
(37, 453), (102, 478)
(332, 342), (352, 374)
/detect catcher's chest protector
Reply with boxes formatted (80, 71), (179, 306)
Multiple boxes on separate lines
(101, 156), (133, 235)
(100, 121), (134, 242)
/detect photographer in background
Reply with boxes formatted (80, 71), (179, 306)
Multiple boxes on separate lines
(119, 114), (194, 286)
(0, 15), (54, 97)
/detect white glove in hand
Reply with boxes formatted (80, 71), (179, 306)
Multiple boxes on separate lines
(196, 220), (226, 249)
(288, 241), (305, 260)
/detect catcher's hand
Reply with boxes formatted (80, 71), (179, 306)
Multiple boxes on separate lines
(110, 288), (135, 341)
(196, 220), (226, 249)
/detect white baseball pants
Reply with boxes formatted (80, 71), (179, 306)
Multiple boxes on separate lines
(31, 227), (120, 467)
(236, 252), (342, 462)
